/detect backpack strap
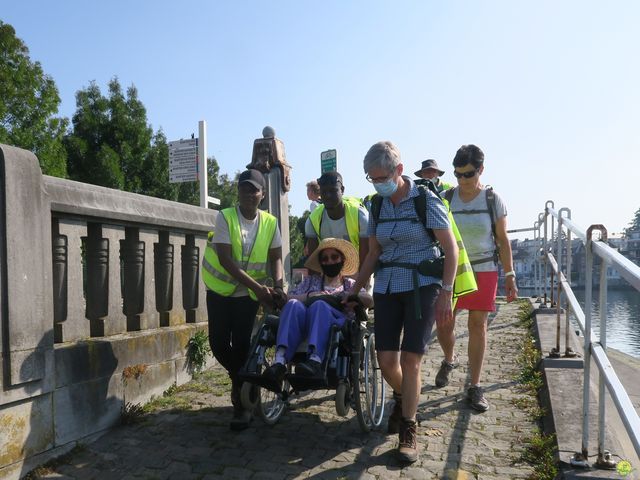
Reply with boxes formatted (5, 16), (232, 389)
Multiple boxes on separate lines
(485, 186), (499, 262)
(485, 186), (497, 239)
(370, 193), (383, 224)
(443, 187), (454, 203)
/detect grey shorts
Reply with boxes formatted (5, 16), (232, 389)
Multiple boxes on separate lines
(373, 284), (439, 354)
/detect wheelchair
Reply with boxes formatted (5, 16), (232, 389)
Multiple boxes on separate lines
(237, 301), (386, 432)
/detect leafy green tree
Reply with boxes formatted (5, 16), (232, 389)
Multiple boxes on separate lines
(290, 210), (310, 268)
(170, 156), (239, 207)
(0, 21), (68, 176)
(139, 130), (176, 200)
(208, 165), (238, 209)
(624, 208), (640, 236)
(65, 78), (153, 191)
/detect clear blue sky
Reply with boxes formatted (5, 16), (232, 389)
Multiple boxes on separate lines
(4, 1), (639, 238)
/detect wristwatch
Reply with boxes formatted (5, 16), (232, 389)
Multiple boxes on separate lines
(441, 284), (453, 292)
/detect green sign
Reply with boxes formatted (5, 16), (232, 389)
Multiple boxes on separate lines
(320, 149), (337, 173)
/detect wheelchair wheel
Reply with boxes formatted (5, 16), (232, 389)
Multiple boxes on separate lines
(240, 381), (260, 411)
(353, 329), (386, 432)
(335, 380), (351, 417)
(256, 345), (288, 425)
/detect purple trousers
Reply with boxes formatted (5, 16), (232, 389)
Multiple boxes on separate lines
(276, 299), (347, 362)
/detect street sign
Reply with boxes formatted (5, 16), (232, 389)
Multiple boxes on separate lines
(320, 149), (337, 173)
(169, 138), (199, 183)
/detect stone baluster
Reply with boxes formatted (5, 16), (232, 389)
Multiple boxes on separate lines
(181, 235), (199, 323)
(56, 219), (89, 342)
(52, 220), (68, 343)
(120, 228), (145, 331)
(154, 231), (174, 327)
(84, 224), (109, 337)
(194, 234), (208, 323)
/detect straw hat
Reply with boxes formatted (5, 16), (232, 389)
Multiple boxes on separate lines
(304, 238), (358, 276)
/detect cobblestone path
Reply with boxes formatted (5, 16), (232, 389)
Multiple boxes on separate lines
(32, 300), (536, 479)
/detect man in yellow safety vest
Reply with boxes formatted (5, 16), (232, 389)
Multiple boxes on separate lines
(202, 168), (285, 430)
(305, 171), (369, 269)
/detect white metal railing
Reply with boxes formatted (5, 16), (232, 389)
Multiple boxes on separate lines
(515, 201), (640, 469)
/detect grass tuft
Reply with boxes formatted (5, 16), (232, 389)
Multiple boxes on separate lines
(511, 300), (559, 480)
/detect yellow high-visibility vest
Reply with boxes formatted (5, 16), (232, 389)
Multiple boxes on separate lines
(309, 197), (361, 250)
(201, 207), (277, 301)
(442, 198), (478, 304)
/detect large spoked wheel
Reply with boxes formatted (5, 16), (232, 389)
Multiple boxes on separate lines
(256, 345), (288, 425)
(335, 380), (351, 417)
(353, 329), (386, 432)
(240, 380), (260, 411)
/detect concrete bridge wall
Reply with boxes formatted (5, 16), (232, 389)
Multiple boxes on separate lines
(0, 144), (217, 479)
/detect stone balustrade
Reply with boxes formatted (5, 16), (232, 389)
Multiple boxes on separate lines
(0, 144), (217, 479)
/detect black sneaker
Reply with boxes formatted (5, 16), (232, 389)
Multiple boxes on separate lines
(229, 407), (253, 431)
(435, 356), (459, 388)
(295, 359), (322, 377)
(262, 363), (286, 390)
(467, 385), (489, 412)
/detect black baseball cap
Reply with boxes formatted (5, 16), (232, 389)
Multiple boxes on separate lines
(317, 171), (343, 186)
(238, 169), (266, 190)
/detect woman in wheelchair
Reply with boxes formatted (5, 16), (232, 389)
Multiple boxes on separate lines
(262, 238), (372, 386)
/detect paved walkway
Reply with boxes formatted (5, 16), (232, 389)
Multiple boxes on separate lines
(31, 300), (537, 479)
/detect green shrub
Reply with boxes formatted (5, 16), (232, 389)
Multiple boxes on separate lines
(186, 330), (211, 374)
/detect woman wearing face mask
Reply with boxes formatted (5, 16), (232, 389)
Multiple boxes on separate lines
(348, 141), (459, 464)
(262, 238), (372, 385)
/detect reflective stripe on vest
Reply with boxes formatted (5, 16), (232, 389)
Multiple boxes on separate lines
(201, 207), (277, 300)
(309, 199), (360, 250)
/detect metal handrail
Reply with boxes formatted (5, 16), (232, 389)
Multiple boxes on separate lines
(531, 203), (640, 467)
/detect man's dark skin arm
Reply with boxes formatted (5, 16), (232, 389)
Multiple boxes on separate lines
(216, 243), (274, 307)
(358, 237), (369, 270)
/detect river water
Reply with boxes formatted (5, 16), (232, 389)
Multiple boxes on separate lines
(517, 287), (640, 358)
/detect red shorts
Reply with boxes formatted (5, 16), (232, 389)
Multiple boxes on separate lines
(455, 271), (498, 312)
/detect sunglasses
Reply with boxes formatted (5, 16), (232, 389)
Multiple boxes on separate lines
(320, 253), (343, 262)
(453, 169), (479, 179)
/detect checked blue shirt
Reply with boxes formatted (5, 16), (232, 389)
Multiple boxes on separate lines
(368, 176), (450, 294)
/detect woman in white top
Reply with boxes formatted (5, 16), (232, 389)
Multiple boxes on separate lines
(435, 144), (518, 413)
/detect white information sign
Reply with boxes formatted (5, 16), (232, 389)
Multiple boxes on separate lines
(169, 138), (199, 183)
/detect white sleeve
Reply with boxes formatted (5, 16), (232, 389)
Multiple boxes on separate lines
(212, 213), (231, 245)
(305, 216), (317, 238)
(492, 190), (508, 219)
(270, 225), (282, 249)
(358, 205), (369, 238)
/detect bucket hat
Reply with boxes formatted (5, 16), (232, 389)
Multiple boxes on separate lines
(414, 159), (444, 177)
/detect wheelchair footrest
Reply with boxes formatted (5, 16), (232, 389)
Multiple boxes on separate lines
(287, 374), (329, 391)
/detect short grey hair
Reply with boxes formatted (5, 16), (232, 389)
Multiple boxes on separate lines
(363, 141), (401, 174)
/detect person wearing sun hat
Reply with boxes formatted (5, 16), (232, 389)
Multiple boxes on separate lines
(262, 238), (372, 386)
(414, 158), (453, 193)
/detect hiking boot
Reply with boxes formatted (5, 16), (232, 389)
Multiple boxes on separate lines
(295, 359), (322, 377)
(230, 407), (253, 431)
(435, 356), (459, 388)
(387, 391), (402, 434)
(262, 363), (287, 391)
(467, 385), (489, 412)
(397, 418), (418, 463)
